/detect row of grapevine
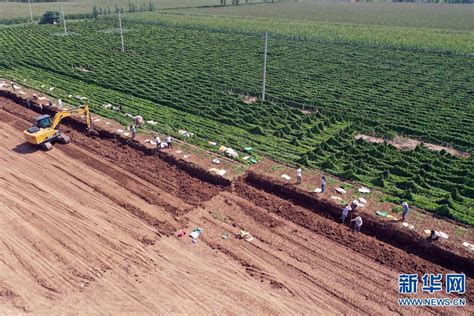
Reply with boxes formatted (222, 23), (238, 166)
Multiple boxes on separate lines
(300, 127), (473, 224)
(0, 20), (472, 224)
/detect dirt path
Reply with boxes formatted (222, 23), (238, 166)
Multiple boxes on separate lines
(0, 113), (303, 314)
(355, 134), (470, 159)
(0, 98), (472, 314)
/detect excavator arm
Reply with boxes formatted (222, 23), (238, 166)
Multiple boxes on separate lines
(24, 104), (94, 149)
(51, 104), (92, 129)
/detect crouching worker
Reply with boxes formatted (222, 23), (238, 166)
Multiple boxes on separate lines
(429, 230), (441, 241)
(351, 216), (363, 233)
(134, 115), (144, 128)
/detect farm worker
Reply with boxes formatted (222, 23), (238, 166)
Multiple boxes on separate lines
(321, 175), (326, 193)
(130, 125), (136, 139)
(165, 135), (173, 148)
(401, 202), (410, 221)
(341, 205), (352, 223)
(429, 230), (441, 241)
(57, 98), (63, 110)
(155, 136), (161, 152)
(351, 216), (363, 233)
(351, 200), (359, 211)
(11, 82), (15, 91)
(296, 167), (302, 185)
(134, 115), (144, 128)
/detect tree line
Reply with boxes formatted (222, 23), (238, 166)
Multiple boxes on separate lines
(219, 0), (292, 5)
(392, 0), (474, 3)
(91, 1), (156, 18)
(5, 0), (64, 2)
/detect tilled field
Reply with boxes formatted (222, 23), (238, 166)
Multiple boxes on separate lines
(0, 97), (472, 314)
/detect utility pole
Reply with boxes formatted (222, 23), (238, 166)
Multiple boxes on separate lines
(61, 4), (67, 35)
(118, 12), (125, 53)
(28, 0), (33, 23)
(261, 31), (268, 101)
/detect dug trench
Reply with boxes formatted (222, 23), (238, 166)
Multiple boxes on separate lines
(1, 93), (472, 301)
(242, 172), (474, 278)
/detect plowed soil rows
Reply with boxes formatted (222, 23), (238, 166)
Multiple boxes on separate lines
(0, 97), (472, 314)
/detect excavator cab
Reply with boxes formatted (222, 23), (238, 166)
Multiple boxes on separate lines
(35, 115), (52, 129)
(25, 115), (52, 135)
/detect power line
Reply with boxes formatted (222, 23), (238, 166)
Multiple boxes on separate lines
(262, 30), (268, 101)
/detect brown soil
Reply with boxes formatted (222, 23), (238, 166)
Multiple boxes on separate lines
(355, 133), (470, 158)
(250, 159), (474, 262)
(238, 173), (474, 275)
(242, 95), (257, 104)
(0, 95), (473, 314)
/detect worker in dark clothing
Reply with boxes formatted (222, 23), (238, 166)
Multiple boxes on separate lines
(321, 175), (326, 193)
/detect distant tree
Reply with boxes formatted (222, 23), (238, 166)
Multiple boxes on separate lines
(98, 7), (103, 15)
(147, 1), (156, 11)
(106, 7), (111, 15)
(115, 4), (120, 13)
(92, 5), (98, 18)
(39, 11), (60, 24)
(128, 1), (137, 12)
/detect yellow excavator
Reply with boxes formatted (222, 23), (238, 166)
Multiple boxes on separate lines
(23, 104), (92, 151)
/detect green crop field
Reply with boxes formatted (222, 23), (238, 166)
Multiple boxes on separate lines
(0, 10), (473, 224)
(129, 12), (474, 53)
(178, 2), (474, 30)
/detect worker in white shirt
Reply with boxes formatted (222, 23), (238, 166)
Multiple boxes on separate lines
(351, 216), (363, 233)
(165, 135), (173, 148)
(341, 205), (352, 223)
(130, 125), (136, 139)
(155, 136), (161, 153)
(58, 98), (63, 110)
(296, 167), (302, 185)
(429, 230), (440, 241)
